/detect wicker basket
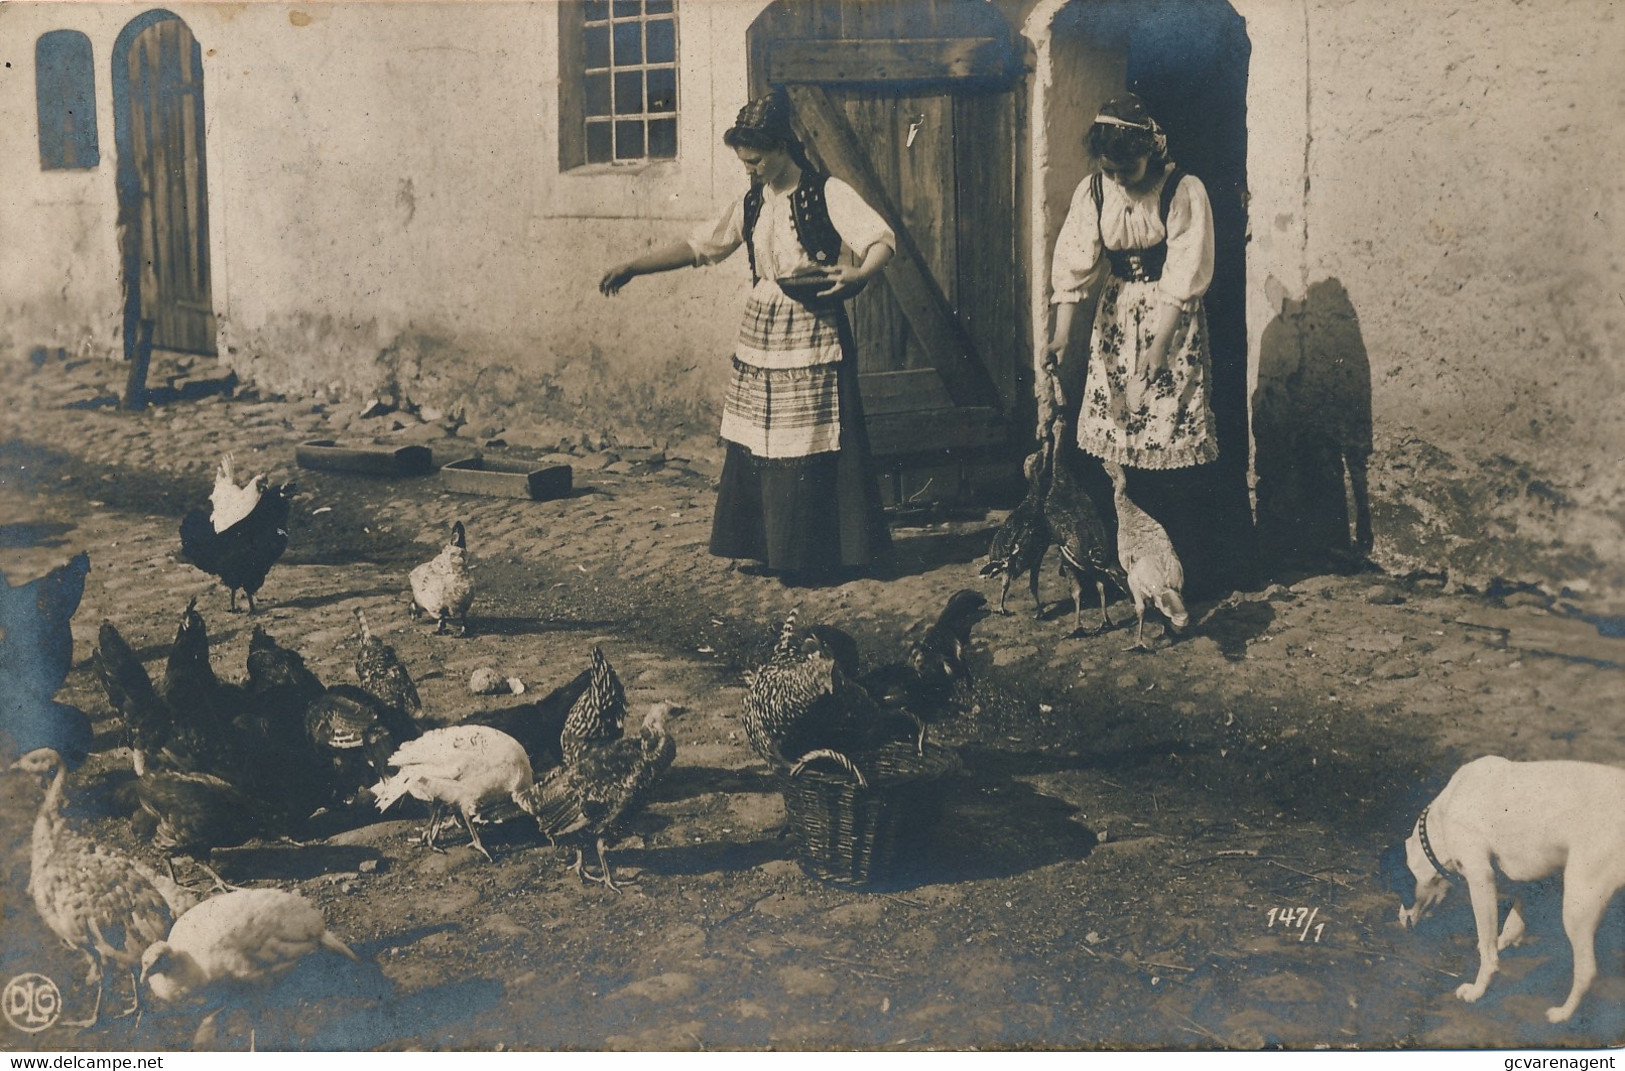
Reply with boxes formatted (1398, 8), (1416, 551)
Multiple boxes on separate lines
(780, 741), (961, 887)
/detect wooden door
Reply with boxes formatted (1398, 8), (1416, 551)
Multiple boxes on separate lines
(115, 13), (216, 356)
(748, 0), (1025, 463)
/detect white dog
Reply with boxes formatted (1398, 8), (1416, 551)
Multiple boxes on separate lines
(1381, 756), (1625, 1023)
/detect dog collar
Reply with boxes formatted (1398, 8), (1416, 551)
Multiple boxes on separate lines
(1417, 805), (1461, 884)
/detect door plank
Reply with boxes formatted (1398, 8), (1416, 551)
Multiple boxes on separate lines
(787, 84), (997, 408)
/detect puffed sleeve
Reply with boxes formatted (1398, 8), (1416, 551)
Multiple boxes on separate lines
(1156, 174), (1215, 309)
(1050, 178), (1106, 303)
(823, 178), (895, 258)
(686, 196), (746, 266)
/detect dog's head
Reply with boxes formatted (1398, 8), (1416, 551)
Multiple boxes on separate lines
(1380, 821), (1453, 929)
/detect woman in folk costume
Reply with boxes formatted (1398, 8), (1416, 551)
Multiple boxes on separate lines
(1045, 93), (1221, 593)
(600, 89), (894, 583)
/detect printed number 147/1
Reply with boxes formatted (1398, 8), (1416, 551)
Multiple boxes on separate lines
(1268, 907), (1325, 943)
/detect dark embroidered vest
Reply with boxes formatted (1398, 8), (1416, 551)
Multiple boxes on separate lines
(743, 171), (844, 284)
(1093, 167), (1185, 283)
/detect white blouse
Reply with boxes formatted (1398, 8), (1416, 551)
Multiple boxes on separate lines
(687, 174), (895, 279)
(1050, 166), (1215, 311)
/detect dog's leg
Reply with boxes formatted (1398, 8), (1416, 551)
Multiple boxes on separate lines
(1497, 897), (1527, 951)
(1546, 876), (1607, 1024)
(1455, 867), (1502, 1004)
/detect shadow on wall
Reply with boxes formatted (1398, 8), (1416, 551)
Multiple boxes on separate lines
(1252, 278), (1374, 571)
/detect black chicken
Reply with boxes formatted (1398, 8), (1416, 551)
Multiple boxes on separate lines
(560, 646), (627, 767)
(179, 476), (295, 614)
(980, 451), (1052, 617)
(120, 768), (268, 892)
(520, 701), (682, 891)
(903, 588), (987, 704)
(352, 608), (423, 722)
(464, 665), (591, 775)
(94, 620), (169, 773)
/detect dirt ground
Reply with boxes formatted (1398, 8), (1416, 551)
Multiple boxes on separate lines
(1, 349), (1621, 1052)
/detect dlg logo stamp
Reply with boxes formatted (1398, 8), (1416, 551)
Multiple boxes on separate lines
(2, 973), (62, 1034)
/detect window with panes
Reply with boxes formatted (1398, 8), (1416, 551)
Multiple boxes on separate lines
(564, 0), (678, 167)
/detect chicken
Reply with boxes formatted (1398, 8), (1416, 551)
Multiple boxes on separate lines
(179, 464), (295, 614)
(352, 607), (423, 723)
(140, 887), (356, 1007)
(122, 768), (267, 892)
(371, 725), (534, 862)
(980, 451), (1052, 617)
(13, 747), (175, 1029)
(1104, 459), (1189, 650)
(96, 612), (240, 780)
(206, 454), (266, 534)
(560, 646), (627, 767)
(520, 702), (682, 891)
(162, 598), (231, 730)
(742, 611), (900, 787)
(243, 625), (327, 772)
(409, 520), (474, 636)
(0, 551), (90, 711)
(902, 588), (987, 707)
(94, 620), (169, 774)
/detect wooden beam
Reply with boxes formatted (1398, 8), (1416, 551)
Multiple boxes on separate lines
(786, 84), (1000, 409)
(859, 369), (954, 415)
(867, 406), (1008, 461)
(768, 37), (1014, 85)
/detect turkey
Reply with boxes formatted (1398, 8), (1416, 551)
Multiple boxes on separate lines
(1043, 428), (1126, 636)
(13, 747), (177, 1029)
(1104, 459), (1189, 650)
(520, 701), (683, 891)
(371, 725), (534, 862)
(409, 520), (475, 636)
(179, 456), (295, 614)
(352, 607), (423, 723)
(304, 684), (417, 808)
(980, 451), (1051, 617)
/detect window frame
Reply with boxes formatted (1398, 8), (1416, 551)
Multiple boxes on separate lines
(558, 0), (680, 172)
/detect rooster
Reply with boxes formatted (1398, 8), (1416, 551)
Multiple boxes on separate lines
(521, 701), (683, 891)
(372, 725), (535, 862)
(409, 520), (474, 636)
(206, 454), (264, 534)
(980, 452), (1051, 617)
(1104, 460), (1189, 650)
(179, 457), (295, 614)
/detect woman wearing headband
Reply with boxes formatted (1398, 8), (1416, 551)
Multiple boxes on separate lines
(1046, 94), (1220, 585)
(600, 89), (894, 584)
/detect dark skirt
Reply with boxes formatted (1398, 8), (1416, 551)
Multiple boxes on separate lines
(709, 313), (890, 578)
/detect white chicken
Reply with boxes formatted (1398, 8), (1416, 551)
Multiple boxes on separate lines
(207, 454), (267, 534)
(140, 888), (356, 1006)
(1103, 460), (1189, 651)
(409, 520), (474, 636)
(371, 725), (533, 862)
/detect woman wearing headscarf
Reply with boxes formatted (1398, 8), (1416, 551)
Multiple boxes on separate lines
(1046, 93), (1220, 592)
(601, 89), (894, 584)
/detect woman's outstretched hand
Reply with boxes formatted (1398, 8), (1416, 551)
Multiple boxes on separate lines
(599, 264), (636, 296)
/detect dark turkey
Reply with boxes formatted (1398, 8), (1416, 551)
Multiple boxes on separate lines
(1043, 428), (1126, 635)
(980, 451), (1052, 617)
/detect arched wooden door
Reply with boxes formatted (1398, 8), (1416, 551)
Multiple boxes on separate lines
(114, 10), (216, 357)
(747, 0), (1026, 464)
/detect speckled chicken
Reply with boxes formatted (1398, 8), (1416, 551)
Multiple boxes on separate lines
(1104, 460), (1189, 650)
(409, 520), (474, 636)
(13, 747), (177, 1028)
(179, 459), (295, 614)
(560, 646), (627, 767)
(352, 607), (423, 723)
(980, 451), (1052, 617)
(742, 611), (896, 787)
(371, 725), (534, 862)
(520, 701), (683, 891)
(140, 887), (356, 1008)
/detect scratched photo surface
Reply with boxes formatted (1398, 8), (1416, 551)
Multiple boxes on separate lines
(2, 0), (1623, 1053)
